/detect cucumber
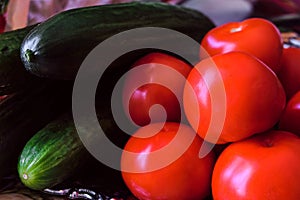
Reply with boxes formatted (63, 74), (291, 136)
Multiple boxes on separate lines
(16, 53), (138, 192)
(0, 80), (72, 182)
(15, 63), (141, 192)
(17, 105), (130, 191)
(17, 114), (88, 191)
(0, 24), (40, 95)
(20, 2), (215, 80)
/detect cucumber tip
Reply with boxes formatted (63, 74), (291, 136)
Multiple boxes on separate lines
(24, 49), (35, 62)
(22, 173), (28, 180)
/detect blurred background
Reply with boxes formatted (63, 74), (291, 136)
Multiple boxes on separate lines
(2, 0), (300, 32)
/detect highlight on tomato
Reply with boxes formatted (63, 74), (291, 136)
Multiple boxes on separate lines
(183, 51), (286, 144)
(121, 122), (216, 200)
(212, 130), (300, 200)
(278, 91), (300, 135)
(122, 52), (192, 127)
(200, 18), (283, 74)
(277, 47), (300, 100)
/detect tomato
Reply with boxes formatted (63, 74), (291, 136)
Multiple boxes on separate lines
(200, 18), (283, 73)
(183, 51), (286, 144)
(122, 52), (192, 126)
(121, 122), (216, 200)
(212, 130), (300, 200)
(277, 47), (300, 100)
(278, 91), (300, 135)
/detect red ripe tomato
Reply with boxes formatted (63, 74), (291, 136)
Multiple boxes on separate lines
(212, 130), (300, 200)
(122, 52), (192, 126)
(279, 91), (300, 135)
(200, 18), (283, 73)
(183, 51), (286, 144)
(277, 47), (300, 100)
(121, 122), (216, 200)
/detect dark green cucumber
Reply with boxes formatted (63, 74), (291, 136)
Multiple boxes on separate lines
(17, 114), (134, 196)
(0, 79), (72, 183)
(20, 2), (215, 80)
(17, 114), (89, 190)
(0, 24), (41, 95)
(15, 65), (138, 191)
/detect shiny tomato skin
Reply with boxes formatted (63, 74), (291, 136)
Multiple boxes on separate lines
(277, 47), (300, 100)
(200, 18), (283, 73)
(121, 122), (216, 200)
(212, 130), (300, 200)
(183, 51), (286, 144)
(279, 91), (300, 135)
(123, 52), (192, 126)
(128, 83), (181, 127)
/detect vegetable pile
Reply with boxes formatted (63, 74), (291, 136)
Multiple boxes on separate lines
(1, 1), (300, 200)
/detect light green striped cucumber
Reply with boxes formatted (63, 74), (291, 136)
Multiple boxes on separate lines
(17, 114), (89, 190)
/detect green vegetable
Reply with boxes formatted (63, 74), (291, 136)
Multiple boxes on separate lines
(0, 24), (40, 95)
(16, 102), (131, 191)
(15, 59), (142, 191)
(20, 2), (215, 80)
(18, 114), (88, 190)
(0, 80), (72, 180)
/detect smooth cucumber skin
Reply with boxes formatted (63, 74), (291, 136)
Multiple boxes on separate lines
(0, 24), (40, 95)
(20, 2), (215, 80)
(18, 114), (88, 190)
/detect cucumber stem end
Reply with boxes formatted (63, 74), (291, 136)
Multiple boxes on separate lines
(22, 173), (28, 180)
(25, 49), (35, 62)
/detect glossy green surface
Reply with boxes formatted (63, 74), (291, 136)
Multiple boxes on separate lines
(20, 2), (215, 80)
(0, 25), (39, 95)
(18, 114), (87, 190)
(0, 80), (72, 180)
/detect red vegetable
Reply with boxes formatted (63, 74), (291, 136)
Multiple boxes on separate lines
(122, 52), (192, 126)
(121, 122), (216, 200)
(277, 47), (300, 100)
(279, 91), (300, 135)
(200, 18), (283, 74)
(183, 51), (286, 144)
(212, 130), (300, 200)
